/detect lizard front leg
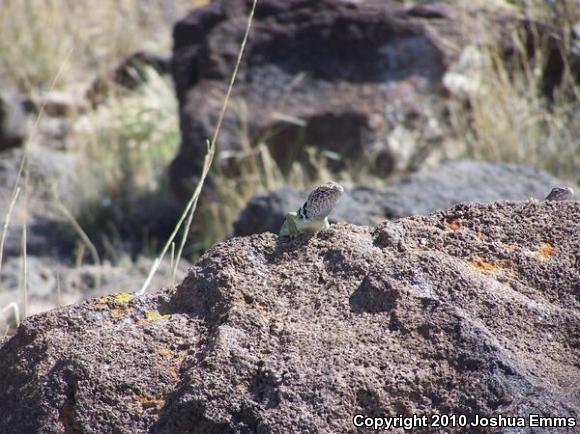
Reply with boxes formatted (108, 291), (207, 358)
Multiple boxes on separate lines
(279, 212), (299, 238)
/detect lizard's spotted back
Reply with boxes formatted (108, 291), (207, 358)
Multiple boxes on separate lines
(299, 181), (344, 220)
(280, 181), (344, 238)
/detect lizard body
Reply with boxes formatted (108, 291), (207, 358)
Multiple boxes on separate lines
(279, 182), (344, 238)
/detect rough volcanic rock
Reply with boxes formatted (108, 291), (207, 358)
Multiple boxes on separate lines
(1, 201), (578, 433)
(234, 160), (563, 236)
(0, 254), (190, 332)
(0, 90), (29, 151)
(169, 0), (577, 199)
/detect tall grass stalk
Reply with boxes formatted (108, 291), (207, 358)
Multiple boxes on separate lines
(169, 242), (176, 287)
(54, 194), (102, 289)
(20, 161), (30, 318)
(0, 187), (21, 277)
(139, 0), (258, 295)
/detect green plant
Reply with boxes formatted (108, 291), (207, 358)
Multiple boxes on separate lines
(74, 67), (179, 194)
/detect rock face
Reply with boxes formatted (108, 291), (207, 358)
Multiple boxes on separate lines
(234, 160), (563, 236)
(169, 0), (576, 199)
(170, 0), (453, 197)
(1, 201), (578, 433)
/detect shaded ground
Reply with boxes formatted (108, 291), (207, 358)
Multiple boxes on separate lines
(0, 200), (578, 433)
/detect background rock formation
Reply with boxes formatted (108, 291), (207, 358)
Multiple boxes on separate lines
(169, 0), (576, 198)
(1, 201), (578, 433)
(170, 0), (450, 197)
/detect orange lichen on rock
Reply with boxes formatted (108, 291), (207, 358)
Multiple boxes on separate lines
(158, 349), (172, 358)
(527, 242), (556, 262)
(466, 257), (499, 273)
(498, 259), (514, 269)
(540, 243), (554, 258)
(133, 395), (165, 414)
(446, 220), (461, 230)
(111, 305), (129, 317)
(166, 351), (187, 380)
(94, 301), (108, 310)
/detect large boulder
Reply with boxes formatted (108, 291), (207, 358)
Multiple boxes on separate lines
(233, 160), (563, 236)
(169, 0), (576, 198)
(169, 0), (452, 197)
(1, 201), (578, 432)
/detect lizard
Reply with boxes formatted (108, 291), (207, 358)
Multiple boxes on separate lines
(544, 186), (574, 201)
(279, 181), (344, 238)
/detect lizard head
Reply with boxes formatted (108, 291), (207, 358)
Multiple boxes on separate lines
(303, 181), (344, 219)
(544, 186), (574, 201)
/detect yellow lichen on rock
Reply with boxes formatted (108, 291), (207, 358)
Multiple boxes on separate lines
(145, 310), (169, 321)
(95, 292), (134, 317)
(114, 293), (133, 304)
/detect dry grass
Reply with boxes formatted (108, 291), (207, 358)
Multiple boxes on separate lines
(0, 0), (205, 93)
(139, 0), (258, 294)
(73, 67), (180, 196)
(507, 0), (578, 23)
(66, 67), (181, 261)
(448, 7), (580, 185)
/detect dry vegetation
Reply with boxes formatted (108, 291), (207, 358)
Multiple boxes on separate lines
(0, 0), (207, 334)
(0, 0), (208, 93)
(449, 30), (579, 184)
